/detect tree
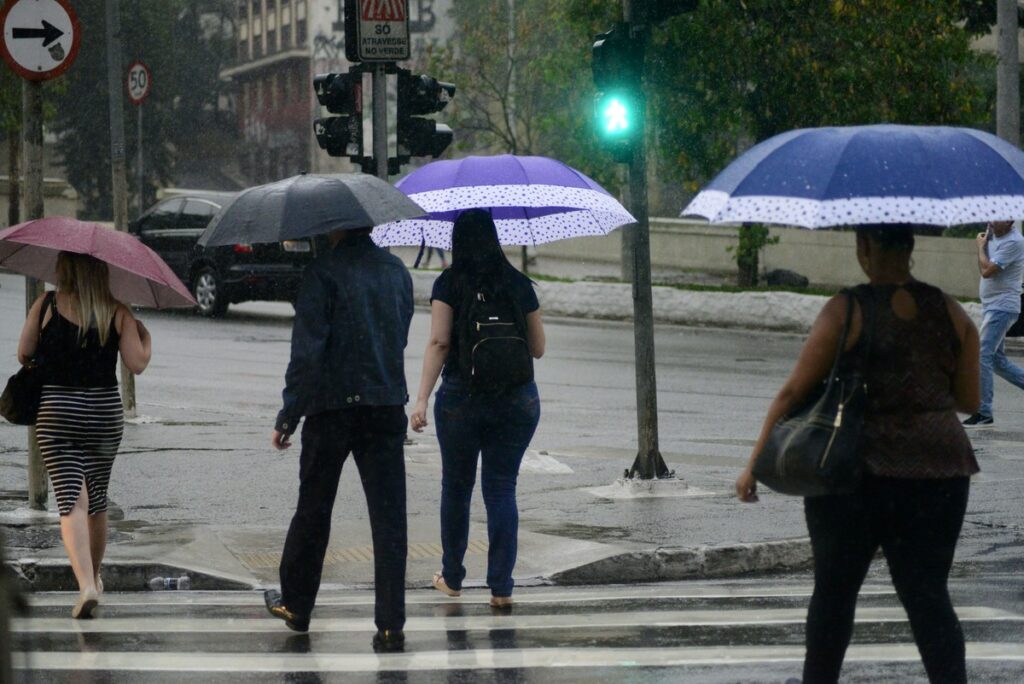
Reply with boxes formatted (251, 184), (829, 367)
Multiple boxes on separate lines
(49, 0), (235, 219)
(424, 0), (620, 190)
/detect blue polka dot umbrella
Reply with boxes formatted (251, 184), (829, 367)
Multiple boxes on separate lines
(372, 154), (635, 249)
(682, 124), (1024, 228)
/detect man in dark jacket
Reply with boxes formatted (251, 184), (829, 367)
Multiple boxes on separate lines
(264, 227), (413, 652)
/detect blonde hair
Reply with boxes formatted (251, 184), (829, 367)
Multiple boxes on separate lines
(55, 251), (119, 346)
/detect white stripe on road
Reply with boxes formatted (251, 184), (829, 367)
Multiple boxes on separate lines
(13, 606), (1021, 634)
(12, 642), (1024, 672)
(24, 584), (899, 607)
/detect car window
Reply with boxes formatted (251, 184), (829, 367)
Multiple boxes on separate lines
(139, 198), (185, 233)
(181, 199), (220, 230)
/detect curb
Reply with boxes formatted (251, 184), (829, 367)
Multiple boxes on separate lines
(5, 558), (253, 592)
(548, 538), (813, 585)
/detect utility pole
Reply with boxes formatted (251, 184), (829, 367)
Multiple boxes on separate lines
(23, 80), (48, 510)
(105, 0), (137, 417)
(997, 0), (1020, 146)
(622, 0), (668, 479)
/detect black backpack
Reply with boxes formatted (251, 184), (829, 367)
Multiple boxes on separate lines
(456, 283), (533, 394)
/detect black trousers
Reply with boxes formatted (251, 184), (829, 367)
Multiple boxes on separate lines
(803, 474), (970, 684)
(279, 406), (408, 631)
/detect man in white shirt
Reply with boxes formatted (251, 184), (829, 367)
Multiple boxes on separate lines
(965, 220), (1024, 426)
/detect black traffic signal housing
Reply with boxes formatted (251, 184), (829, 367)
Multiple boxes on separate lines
(395, 68), (456, 165)
(313, 68), (364, 162)
(592, 23), (645, 163)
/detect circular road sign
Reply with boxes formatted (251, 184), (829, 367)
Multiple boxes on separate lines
(0, 0), (80, 81)
(127, 60), (151, 105)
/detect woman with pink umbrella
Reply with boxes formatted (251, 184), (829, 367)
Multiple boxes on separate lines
(3, 217), (192, 618)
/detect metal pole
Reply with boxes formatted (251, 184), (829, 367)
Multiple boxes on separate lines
(622, 1), (669, 480)
(372, 63), (388, 180)
(997, 0), (1019, 145)
(23, 80), (48, 509)
(6, 128), (19, 227)
(106, 0), (137, 417)
(137, 104), (144, 217)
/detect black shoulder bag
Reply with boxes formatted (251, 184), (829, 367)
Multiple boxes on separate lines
(752, 289), (873, 497)
(1, 292), (55, 426)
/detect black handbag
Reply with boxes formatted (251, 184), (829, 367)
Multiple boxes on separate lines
(0, 292), (54, 426)
(752, 289), (873, 497)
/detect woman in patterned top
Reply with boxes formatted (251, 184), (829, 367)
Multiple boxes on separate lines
(17, 252), (152, 618)
(736, 224), (980, 683)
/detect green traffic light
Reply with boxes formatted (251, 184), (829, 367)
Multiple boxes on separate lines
(601, 98), (630, 133)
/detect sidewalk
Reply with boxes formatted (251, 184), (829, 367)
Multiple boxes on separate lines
(1, 266), (1020, 593)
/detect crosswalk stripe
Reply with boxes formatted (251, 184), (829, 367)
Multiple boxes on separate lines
(23, 584), (899, 608)
(12, 642), (1024, 672)
(12, 606), (1021, 634)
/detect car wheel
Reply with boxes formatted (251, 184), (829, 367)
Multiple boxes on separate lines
(192, 266), (228, 317)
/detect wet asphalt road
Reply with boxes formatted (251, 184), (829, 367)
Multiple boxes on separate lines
(2, 271), (1023, 575)
(10, 575), (1024, 683)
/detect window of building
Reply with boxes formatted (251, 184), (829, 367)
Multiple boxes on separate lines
(251, 0), (260, 15)
(296, 1), (306, 44)
(238, 2), (247, 19)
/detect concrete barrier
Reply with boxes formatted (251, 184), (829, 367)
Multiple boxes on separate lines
(534, 219), (980, 299)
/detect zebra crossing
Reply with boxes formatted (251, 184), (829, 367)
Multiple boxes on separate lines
(9, 580), (1024, 682)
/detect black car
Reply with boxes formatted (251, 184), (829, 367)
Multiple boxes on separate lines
(130, 192), (317, 316)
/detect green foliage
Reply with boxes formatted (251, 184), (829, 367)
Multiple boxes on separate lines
(648, 0), (994, 190)
(48, 0), (234, 219)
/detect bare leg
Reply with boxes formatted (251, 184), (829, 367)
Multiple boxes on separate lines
(88, 511), (108, 587)
(60, 483), (97, 595)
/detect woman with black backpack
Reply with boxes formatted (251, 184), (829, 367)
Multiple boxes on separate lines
(410, 209), (545, 608)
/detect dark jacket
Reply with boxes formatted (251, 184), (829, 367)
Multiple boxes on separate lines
(275, 234), (413, 435)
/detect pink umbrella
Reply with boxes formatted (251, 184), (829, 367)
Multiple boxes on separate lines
(0, 217), (195, 308)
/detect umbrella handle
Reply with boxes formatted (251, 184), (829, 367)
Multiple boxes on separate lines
(413, 239), (426, 269)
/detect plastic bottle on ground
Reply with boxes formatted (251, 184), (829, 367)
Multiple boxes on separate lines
(147, 575), (191, 591)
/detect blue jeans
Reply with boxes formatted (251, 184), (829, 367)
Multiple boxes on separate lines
(979, 308), (1024, 417)
(434, 380), (541, 597)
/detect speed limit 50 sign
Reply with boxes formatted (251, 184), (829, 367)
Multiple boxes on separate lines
(355, 0), (409, 62)
(126, 60), (150, 105)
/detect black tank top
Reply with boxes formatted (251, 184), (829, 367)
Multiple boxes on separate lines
(37, 293), (120, 388)
(847, 282), (978, 479)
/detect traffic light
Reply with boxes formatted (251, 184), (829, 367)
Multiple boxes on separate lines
(396, 68), (456, 164)
(313, 69), (363, 161)
(592, 24), (644, 162)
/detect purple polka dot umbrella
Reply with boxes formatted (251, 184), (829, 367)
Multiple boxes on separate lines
(372, 155), (635, 249)
(683, 124), (1024, 228)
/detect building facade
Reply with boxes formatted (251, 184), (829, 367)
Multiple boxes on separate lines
(221, 0), (453, 184)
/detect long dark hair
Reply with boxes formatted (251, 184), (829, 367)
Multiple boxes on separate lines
(449, 208), (520, 292)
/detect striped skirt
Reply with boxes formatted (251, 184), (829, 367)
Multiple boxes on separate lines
(36, 385), (123, 516)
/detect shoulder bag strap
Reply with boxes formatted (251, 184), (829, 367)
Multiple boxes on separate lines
(822, 289), (856, 394)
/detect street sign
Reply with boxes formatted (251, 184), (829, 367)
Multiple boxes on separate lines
(0, 0), (80, 81)
(356, 0), (410, 62)
(127, 60), (151, 105)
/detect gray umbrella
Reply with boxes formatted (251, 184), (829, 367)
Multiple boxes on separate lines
(198, 173), (426, 247)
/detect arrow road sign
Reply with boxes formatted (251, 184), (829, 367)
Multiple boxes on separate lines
(12, 19), (62, 47)
(0, 0), (80, 81)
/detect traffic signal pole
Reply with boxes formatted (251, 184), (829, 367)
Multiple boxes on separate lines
(622, 1), (669, 479)
(372, 63), (389, 180)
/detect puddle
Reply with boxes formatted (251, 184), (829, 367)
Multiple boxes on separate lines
(528, 522), (632, 541)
